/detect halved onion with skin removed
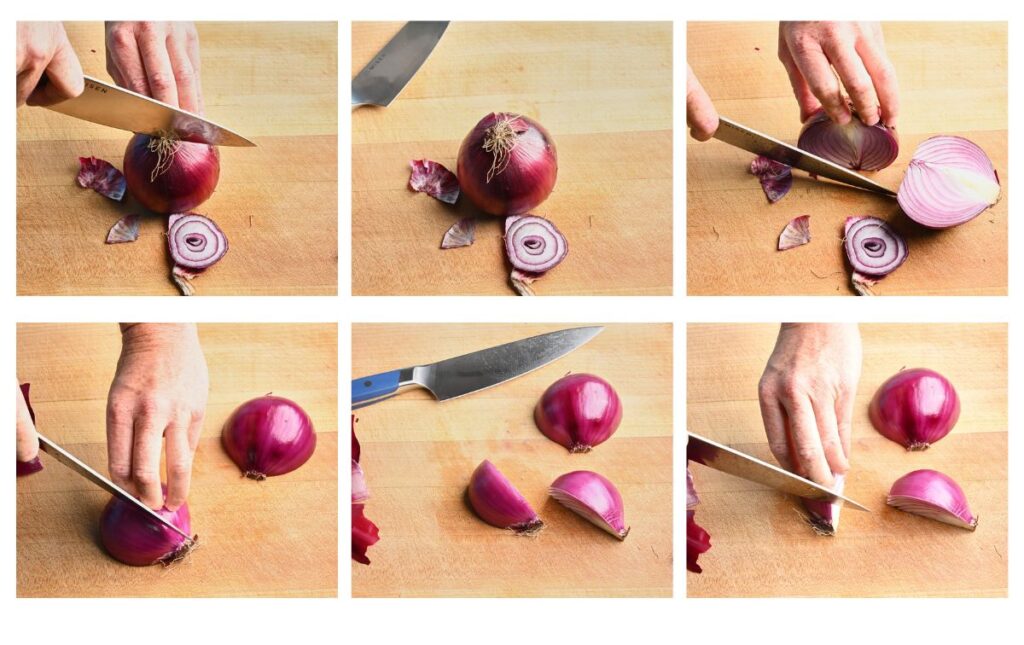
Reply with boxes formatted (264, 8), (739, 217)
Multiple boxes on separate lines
(797, 108), (898, 171)
(897, 136), (1000, 229)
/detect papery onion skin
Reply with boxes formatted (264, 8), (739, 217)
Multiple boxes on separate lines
(778, 215), (811, 251)
(457, 113), (557, 216)
(77, 156), (127, 201)
(222, 395), (316, 480)
(106, 213), (140, 244)
(797, 108), (898, 171)
(869, 368), (960, 451)
(467, 460), (543, 535)
(887, 469), (977, 531)
(686, 467), (699, 510)
(897, 136), (1000, 229)
(16, 383), (43, 477)
(124, 134), (220, 214)
(535, 373), (622, 453)
(801, 474), (845, 536)
(550, 470), (629, 540)
(750, 155), (793, 203)
(99, 486), (195, 566)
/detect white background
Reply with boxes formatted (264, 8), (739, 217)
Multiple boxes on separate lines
(2, 1), (1017, 644)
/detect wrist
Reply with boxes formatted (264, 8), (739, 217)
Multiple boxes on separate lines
(120, 323), (198, 350)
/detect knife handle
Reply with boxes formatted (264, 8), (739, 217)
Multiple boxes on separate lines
(352, 370), (404, 408)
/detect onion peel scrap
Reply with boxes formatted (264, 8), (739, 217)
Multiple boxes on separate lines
(77, 156), (127, 201)
(778, 215), (811, 251)
(750, 156), (792, 203)
(352, 416), (379, 565)
(409, 159), (460, 204)
(441, 217), (476, 249)
(106, 214), (140, 244)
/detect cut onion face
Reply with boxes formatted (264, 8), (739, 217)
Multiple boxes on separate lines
(504, 214), (567, 274)
(897, 136), (1000, 228)
(778, 215), (810, 251)
(106, 214), (140, 244)
(440, 217), (476, 249)
(750, 156), (792, 203)
(797, 108), (898, 171)
(844, 216), (907, 294)
(77, 156), (126, 201)
(409, 159), (460, 204)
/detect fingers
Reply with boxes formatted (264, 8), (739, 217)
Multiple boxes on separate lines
(132, 408), (166, 510)
(810, 395), (849, 477)
(106, 397), (136, 495)
(167, 39), (199, 114)
(785, 34), (851, 126)
(834, 387), (856, 462)
(137, 27), (179, 107)
(164, 419), (193, 511)
(16, 384), (39, 462)
(16, 66), (47, 108)
(857, 33), (900, 129)
(686, 65), (719, 141)
(780, 393), (835, 487)
(184, 26), (204, 114)
(108, 27), (149, 96)
(825, 41), (879, 126)
(26, 36), (84, 107)
(777, 29), (821, 122)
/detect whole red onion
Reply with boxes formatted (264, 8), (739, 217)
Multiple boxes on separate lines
(222, 395), (316, 480)
(535, 373), (623, 453)
(869, 368), (960, 450)
(457, 112), (557, 216)
(99, 487), (194, 566)
(124, 133), (220, 214)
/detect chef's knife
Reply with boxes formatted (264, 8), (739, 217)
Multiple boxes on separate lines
(352, 21), (449, 107)
(713, 116), (895, 197)
(36, 434), (193, 540)
(44, 75), (255, 147)
(687, 432), (869, 511)
(352, 326), (602, 409)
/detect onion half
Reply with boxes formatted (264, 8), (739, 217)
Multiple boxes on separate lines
(99, 487), (195, 566)
(535, 373), (622, 453)
(897, 136), (1000, 228)
(869, 368), (960, 450)
(222, 395), (316, 480)
(797, 108), (898, 171)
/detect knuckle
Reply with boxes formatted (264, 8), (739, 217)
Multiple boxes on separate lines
(132, 465), (157, 485)
(167, 461), (191, 479)
(796, 446), (820, 464)
(148, 72), (174, 94)
(109, 26), (134, 49)
(109, 461), (131, 482)
(173, 65), (195, 87)
(779, 378), (805, 401)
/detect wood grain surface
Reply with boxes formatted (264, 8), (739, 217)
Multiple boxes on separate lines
(16, 323), (338, 597)
(352, 323), (673, 597)
(687, 22), (1007, 295)
(352, 22), (673, 295)
(687, 323), (1007, 597)
(17, 22), (338, 295)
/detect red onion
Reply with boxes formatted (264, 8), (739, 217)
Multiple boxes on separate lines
(16, 383), (43, 477)
(106, 213), (140, 244)
(686, 467), (699, 510)
(409, 159), (460, 204)
(750, 155), (792, 203)
(844, 216), (907, 295)
(778, 215), (810, 250)
(887, 469), (977, 530)
(535, 373), (622, 453)
(801, 474), (845, 536)
(505, 214), (567, 274)
(124, 133), (219, 214)
(77, 156), (126, 201)
(352, 415), (379, 565)
(897, 136), (1000, 229)
(797, 108), (898, 171)
(549, 470), (629, 540)
(687, 511), (712, 573)
(222, 395), (316, 480)
(440, 217), (476, 249)
(869, 368), (960, 451)
(99, 486), (195, 566)
(168, 213), (228, 271)
(457, 113), (557, 216)
(467, 460), (543, 535)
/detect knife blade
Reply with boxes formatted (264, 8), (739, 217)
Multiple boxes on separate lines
(687, 432), (869, 511)
(45, 75), (255, 147)
(37, 434), (193, 540)
(352, 326), (603, 409)
(713, 116), (895, 197)
(352, 21), (449, 107)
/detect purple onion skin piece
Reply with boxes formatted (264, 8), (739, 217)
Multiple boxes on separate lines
(222, 395), (317, 479)
(869, 368), (960, 451)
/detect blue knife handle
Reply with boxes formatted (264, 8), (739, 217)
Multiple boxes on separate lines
(352, 370), (402, 407)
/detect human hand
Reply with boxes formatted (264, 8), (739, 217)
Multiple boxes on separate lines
(16, 382), (39, 462)
(758, 323), (862, 487)
(16, 21), (84, 107)
(687, 64), (719, 141)
(105, 22), (203, 114)
(107, 324), (208, 510)
(778, 21), (899, 129)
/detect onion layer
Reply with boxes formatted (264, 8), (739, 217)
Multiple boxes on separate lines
(750, 156), (792, 203)
(778, 215), (810, 250)
(409, 159), (460, 204)
(887, 469), (977, 530)
(550, 470), (629, 540)
(99, 486), (195, 566)
(124, 133), (219, 214)
(467, 460), (543, 535)
(535, 373), (622, 453)
(797, 108), (898, 171)
(457, 113), (558, 216)
(106, 214), (140, 244)
(869, 368), (960, 450)
(77, 156), (126, 201)
(222, 395), (316, 480)
(897, 136), (1000, 229)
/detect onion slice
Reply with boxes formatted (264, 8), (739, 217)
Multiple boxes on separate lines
(167, 213), (228, 295)
(504, 214), (567, 274)
(409, 159), (460, 204)
(887, 469), (977, 530)
(797, 108), (899, 171)
(440, 217), (476, 249)
(778, 215), (811, 251)
(106, 214), (140, 244)
(897, 136), (1000, 228)
(77, 156), (126, 201)
(843, 216), (907, 295)
(750, 155), (792, 203)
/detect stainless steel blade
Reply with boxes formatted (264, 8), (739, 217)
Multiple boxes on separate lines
(37, 434), (193, 539)
(352, 21), (449, 107)
(687, 432), (869, 511)
(713, 116), (896, 197)
(415, 326), (603, 401)
(45, 75), (255, 147)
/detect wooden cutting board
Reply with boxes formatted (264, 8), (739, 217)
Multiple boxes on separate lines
(687, 323), (1007, 597)
(16, 323), (338, 597)
(352, 22), (673, 295)
(687, 22), (1007, 295)
(17, 22), (338, 295)
(351, 323), (673, 597)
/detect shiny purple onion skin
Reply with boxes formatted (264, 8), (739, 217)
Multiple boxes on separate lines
(124, 133), (220, 214)
(457, 113), (558, 216)
(467, 460), (542, 534)
(99, 490), (193, 566)
(888, 469), (977, 530)
(797, 109), (898, 171)
(535, 374), (623, 453)
(550, 470), (629, 540)
(869, 368), (960, 451)
(222, 395), (317, 479)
